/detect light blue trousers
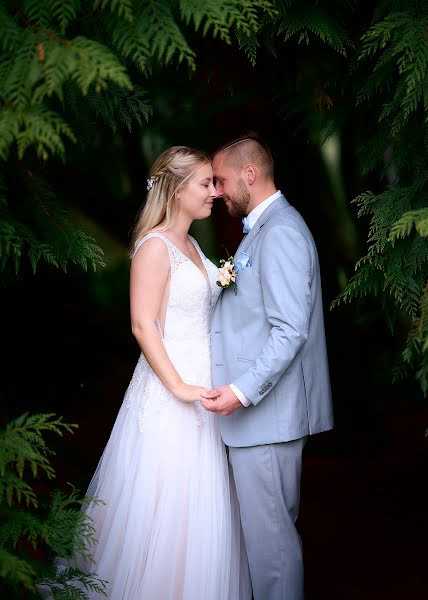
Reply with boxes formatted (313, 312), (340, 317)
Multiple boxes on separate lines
(228, 438), (307, 600)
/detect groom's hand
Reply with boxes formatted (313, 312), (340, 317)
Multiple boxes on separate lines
(200, 386), (241, 415)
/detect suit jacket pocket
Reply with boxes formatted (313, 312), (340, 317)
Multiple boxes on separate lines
(235, 356), (255, 376)
(237, 356), (255, 364)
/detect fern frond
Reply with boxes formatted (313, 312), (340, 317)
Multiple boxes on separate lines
(0, 473), (37, 507)
(18, 107), (77, 160)
(0, 507), (43, 547)
(40, 566), (108, 598)
(71, 36), (132, 94)
(94, 0), (134, 23)
(277, 4), (353, 56)
(0, 29), (39, 109)
(358, 9), (428, 138)
(43, 488), (103, 561)
(0, 413), (110, 596)
(50, 0), (82, 33)
(235, 29), (259, 66)
(86, 84), (152, 132)
(0, 5), (22, 52)
(22, 0), (51, 28)
(0, 547), (36, 591)
(0, 107), (76, 161)
(0, 169), (106, 274)
(179, 0), (274, 42)
(135, 3), (196, 69)
(105, 15), (151, 74)
(0, 413), (78, 506)
(389, 208), (428, 241)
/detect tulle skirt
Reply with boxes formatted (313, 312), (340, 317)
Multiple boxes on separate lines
(76, 367), (250, 600)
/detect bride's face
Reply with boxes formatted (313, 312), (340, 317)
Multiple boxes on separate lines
(178, 162), (217, 221)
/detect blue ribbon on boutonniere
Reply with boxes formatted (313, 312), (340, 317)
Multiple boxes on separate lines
(235, 252), (251, 272)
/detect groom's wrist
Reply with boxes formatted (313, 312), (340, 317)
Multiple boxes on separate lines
(229, 384), (251, 407)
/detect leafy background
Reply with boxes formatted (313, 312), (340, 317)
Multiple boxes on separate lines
(0, 0), (427, 598)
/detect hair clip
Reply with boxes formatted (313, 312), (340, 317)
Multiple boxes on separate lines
(146, 176), (159, 191)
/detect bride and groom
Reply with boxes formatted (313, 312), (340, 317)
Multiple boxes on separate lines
(79, 134), (334, 599)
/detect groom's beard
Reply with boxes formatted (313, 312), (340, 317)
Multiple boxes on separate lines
(224, 178), (250, 218)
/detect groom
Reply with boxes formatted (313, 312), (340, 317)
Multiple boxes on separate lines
(201, 134), (334, 599)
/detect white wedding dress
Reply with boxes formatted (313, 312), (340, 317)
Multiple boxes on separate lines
(79, 233), (251, 599)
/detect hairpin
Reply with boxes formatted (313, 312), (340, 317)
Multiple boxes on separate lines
(146, 176), (159, 191)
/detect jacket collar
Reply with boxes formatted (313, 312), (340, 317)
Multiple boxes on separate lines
(235, 195), (289, 258)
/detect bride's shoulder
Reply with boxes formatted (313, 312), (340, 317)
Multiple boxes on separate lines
(132, 231), (170, 263)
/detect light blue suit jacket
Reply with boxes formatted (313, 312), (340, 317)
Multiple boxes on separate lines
(211, 196), (334, 447)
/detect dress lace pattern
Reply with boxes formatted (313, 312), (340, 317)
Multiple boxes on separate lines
(125, 232), (221, 429)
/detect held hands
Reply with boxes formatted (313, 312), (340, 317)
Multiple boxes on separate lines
(200, 385), (242, 416)
(173, 382), (214, 404)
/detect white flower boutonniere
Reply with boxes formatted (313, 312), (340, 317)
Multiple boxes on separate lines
(216, 256), (237, 295)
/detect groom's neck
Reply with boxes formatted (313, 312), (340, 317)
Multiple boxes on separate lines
(247, 181), (277, 214)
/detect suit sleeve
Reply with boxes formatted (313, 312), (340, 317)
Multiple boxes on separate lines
(231, 224), (313, 405)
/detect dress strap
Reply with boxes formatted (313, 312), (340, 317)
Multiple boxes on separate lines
(188, 235), (208, 264)
(132, 232), (169, 258)
(132, 232), (186, 274)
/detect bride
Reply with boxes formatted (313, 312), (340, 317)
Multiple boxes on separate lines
(78, 146), (251, 599)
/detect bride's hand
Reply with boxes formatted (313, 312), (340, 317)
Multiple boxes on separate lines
(173, 383), (209, 403)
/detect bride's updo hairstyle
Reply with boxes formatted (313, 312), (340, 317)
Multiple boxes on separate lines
(130, 145), (210, 254)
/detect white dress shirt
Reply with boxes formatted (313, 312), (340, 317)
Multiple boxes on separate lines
(229, 190), (282, 407)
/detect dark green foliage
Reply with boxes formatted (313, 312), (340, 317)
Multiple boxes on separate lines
(332, 2), (428, 393)
(257, 0), (355, 56)
(0, 0), (273, 163)
(0, 413), (76, 506)
(0, 413), (107, 598)
(0, 0), (272, 277)
(85, 84), (152, 133)
(0, 173), (105, 274)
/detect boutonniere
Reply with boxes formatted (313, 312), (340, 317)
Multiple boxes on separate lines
(216, 256), (237, 295)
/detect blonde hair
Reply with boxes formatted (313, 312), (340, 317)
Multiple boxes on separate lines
(130, 146), (210, 254)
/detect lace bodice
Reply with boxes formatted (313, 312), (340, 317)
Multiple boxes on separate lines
(125, 232), (221, 428)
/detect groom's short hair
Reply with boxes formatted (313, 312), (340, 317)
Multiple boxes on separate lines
(213, 132), (274, 180)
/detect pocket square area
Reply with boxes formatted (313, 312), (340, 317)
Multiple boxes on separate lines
(235, 252), (251, 272)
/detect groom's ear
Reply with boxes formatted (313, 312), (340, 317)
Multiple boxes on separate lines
(243, 163), (257, 186)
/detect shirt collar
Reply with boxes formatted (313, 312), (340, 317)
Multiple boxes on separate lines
(246, 190), (282, 230)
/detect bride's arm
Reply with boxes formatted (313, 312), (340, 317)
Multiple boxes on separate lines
(130, 237), (206, 403)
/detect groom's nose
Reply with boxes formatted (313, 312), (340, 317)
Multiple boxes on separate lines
(214, 182), (223, 196)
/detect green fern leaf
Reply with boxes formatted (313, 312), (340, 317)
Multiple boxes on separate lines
(94, 0), (134, 22)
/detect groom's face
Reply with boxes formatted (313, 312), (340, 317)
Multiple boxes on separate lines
(213, 154), (250, 218)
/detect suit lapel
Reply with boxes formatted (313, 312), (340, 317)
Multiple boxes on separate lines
(236, 195), (289, 257)
(234, 234), (248, 261)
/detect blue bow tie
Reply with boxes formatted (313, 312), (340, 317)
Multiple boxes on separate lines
(242, 216), (251, 234)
